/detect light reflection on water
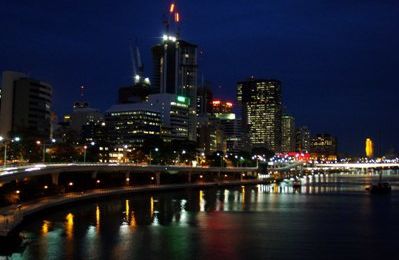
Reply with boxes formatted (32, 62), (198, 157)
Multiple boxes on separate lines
(5, 170), (399, 259)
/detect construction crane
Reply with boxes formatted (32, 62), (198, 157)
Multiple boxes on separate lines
(129, 39), (146, 85)
(164, 1), (181, 36)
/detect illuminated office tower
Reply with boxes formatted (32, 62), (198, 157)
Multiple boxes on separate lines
(212, 99), (240, 154)
(151, 37), (197, 141)
(237, 77), (282, 152)
(365, 138), (374, 158)
(147, 93), (190, 142)
(281, 114), (295, 152)
(105, 103), (161, 148)
(310, 134), (337, 161)
(70, 101), (103, 135)
(295, 126), (311, 152)
(196, 85), (213, 115)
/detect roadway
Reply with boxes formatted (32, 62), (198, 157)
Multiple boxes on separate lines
(0, 163), (259, 184)
(315, 163), (399, 169)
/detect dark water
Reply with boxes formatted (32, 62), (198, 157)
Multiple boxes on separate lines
(5, 170), (399, 259)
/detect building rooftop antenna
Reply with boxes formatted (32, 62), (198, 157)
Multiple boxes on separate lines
(80, 85), (85, 98)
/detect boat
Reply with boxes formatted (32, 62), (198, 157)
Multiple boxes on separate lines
(292, 180), (301, 189)
(365, 173), (391, 194)
(366, 182), (391, 194)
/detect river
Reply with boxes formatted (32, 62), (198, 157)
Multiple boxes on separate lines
(3, 170), (399, 259)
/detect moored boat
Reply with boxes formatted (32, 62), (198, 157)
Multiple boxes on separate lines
(365, 172), (391, 194)
(293, 180), (301, 189)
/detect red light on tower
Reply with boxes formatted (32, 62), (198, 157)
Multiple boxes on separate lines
(212, 100), (221, 106)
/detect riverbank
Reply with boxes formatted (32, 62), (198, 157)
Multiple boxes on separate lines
(0, 179), (270, 237)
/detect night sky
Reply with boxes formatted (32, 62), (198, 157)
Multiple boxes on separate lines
(1, 0), (398, 156)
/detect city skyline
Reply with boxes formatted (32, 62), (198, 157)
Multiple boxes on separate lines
(0, 0), (398, 155)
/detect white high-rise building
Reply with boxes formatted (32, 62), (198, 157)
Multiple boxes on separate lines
(0, 71), (52, 139)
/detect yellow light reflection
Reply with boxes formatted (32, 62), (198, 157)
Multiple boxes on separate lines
(96, 205), (100, 228)
(66, 213), (74, 240)
(150, 196), (154, 218)
(241, 186), (246, 206)
(273, 183), (279, 193)
(42, 220), (50, 234)
(130, 211), (137, 228)
(199, 190), (205, 212)
(125, 200), (129, 221)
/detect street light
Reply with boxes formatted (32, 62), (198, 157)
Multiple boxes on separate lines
(123, 145), (128, 163)
(36, 138), (57, 163)
(83, 142), (96, 163)
(149, 147), (159, 165)
(0, 136), (4, 167)
(83, 145), (88, 163)
(1, 136), (20, 167)
(235, 155), (239, 167)
(216, 153), (223, 167)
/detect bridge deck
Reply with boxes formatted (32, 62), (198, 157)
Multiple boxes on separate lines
(0, 163), (259, 184)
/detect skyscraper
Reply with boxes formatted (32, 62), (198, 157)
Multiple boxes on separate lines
(147, 93), (190, 141)
(295, 126), (311, 152)
(0, 71), (52, 139)
(105, 103), (161, 148)
(152, 37), (198, 141)
(365, 138), (374, 158)
(281, 114), (295, 152)
(70, 101), (103, 136)
(310, 134), (337, 161)
(196, 84), (213, 115)
(237, 77), (282, 152)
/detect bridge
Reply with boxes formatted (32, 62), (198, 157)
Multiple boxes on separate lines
(314, 163), (399, 169)
(268, 161), (305, 171)
(0, 163), (259, 185)
(0, 163), (262, 236)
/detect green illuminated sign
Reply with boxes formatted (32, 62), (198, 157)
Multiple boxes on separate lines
(177, 96), (190, 105)
(215, 113), (236, 120)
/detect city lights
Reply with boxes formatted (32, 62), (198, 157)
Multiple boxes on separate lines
(0, 1), (396, 257)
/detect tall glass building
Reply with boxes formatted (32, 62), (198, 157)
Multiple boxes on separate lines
(281, 114), (296, 152)
(237, 77), (282, 152)
(151, 37), (198, 141)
